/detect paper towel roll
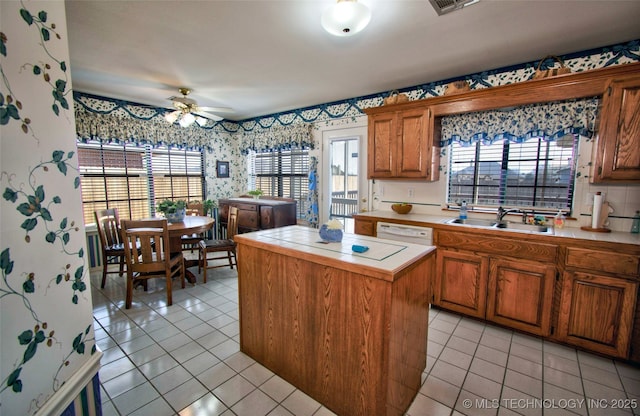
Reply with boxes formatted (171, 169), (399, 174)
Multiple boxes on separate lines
(592, 192), (603, 228)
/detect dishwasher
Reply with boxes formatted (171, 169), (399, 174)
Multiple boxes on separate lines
(376, 222), (433, 245)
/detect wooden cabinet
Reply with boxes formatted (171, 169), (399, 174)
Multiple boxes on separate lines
(434, 249), (488, 319)
(235, 227), (434, 416)
(487, 258), (555, 336)
(592, 75), (640, 183)
(353, 217), (375, 236)
(433, 230), (557, 336)
(557, 247), (639, 358)
(218, 198), (297, 234)
(366, 107), (439, 180)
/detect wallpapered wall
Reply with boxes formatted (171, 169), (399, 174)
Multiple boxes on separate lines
(74, 40), (639, 226)
(1, 2), (99, 415)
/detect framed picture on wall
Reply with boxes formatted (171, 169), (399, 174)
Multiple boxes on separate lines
(217, 161), (229, 178)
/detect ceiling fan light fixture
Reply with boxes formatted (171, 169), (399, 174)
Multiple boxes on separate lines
(164, 110), (181, 124)
(322, 0), (371, 37)
(178, 112), (196, 128)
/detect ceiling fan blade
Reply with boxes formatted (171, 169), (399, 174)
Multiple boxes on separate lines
(195, 111), (223, 121)
(198, 106), (234, 113)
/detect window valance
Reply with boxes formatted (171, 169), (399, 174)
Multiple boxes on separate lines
(75, 109), (218, 150)
(239, 123), (314, 154)
(440, 97), (601, 147)
(73, 92), (232, 150)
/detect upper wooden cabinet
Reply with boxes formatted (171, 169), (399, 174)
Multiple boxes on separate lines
(366, 108), (440, 180)
(364, 63), (640, 182)
(592, 75), (640, 183)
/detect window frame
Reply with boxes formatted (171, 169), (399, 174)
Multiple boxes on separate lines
(77, 140), (205, 224)
(447, 136), (578, 214)
(248, 149), (309, 219)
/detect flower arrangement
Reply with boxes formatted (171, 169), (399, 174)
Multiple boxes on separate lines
(156, 199), (187, 222)
(325, 219), (343, 230)
(319, 219), (344, 242)
(247, 189), (263, 199)
(157, 199), (186, 214)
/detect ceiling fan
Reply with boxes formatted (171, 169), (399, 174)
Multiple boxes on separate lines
(165, 87), (232, 127)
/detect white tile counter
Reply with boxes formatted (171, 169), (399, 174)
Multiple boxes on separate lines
(234, 225), (435, 280)
(355, 210), (640, 246)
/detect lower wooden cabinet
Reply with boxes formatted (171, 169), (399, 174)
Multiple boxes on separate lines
(434, 249), (488, 319)
(434, 248), (555, 336)
(557, 271), (638, 358)
(487, 258), (555, 336)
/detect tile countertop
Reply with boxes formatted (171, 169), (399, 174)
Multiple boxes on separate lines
(233, 225), (436, 279)
(354, 211), (640, 246)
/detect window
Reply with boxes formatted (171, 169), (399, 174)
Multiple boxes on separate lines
(248, 149), (309, 218)
(77, 140), (204, 224)
(448, 136), (578, 212)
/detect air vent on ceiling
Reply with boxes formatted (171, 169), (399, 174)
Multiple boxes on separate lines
(429, 0), (479, 15)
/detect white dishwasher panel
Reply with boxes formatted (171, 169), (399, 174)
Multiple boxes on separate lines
(376, 222), (433, 245)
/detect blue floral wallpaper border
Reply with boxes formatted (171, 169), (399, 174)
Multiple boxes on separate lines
(74, 39), (639, 141)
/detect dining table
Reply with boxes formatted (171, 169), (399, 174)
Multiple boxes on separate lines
(166, 215), (215, 283)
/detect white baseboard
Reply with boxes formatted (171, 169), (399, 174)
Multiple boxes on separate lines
(37, 350), (103, 416)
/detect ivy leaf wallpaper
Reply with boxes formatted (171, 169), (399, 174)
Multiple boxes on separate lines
(0, 2), (99, 415)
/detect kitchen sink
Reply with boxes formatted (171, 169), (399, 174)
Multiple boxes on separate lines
(446, 218), (497, 228)
(446, 218), (552, 234)
(494, 221), (551, 234)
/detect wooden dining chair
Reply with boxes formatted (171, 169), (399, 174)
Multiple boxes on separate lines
(198, 206), (238, 283)
(120, 218), (185, 309)
(94, 208), (126, 289)
(181, 202), (205, 252)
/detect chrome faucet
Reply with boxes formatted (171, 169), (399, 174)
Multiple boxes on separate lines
(496, 206), (521, 222)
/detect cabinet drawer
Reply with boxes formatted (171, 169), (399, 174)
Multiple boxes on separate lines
(235, 203), (258, 212)
(565, 247), (639, 276)
(435, 230), (557, 260)
(354, 219), (375, 236)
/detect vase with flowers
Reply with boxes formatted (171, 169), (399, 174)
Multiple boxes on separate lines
(319, 219), (343, 243)
(156, 199), (187, 223)
(247, 189), (263, 199)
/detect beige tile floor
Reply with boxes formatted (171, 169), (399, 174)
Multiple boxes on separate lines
(93, 258), (640, 416)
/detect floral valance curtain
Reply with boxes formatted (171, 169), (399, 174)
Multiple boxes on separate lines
(75, 109), (219, 150)
(440, 97), (601, 147)
(239, 123), (314, 154)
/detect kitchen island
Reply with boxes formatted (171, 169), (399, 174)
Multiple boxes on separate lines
(234, 225), (436, 416)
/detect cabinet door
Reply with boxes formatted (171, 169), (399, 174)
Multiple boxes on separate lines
(367, 112), (396, 178)
(434, 249), (488, 318)
(397, 108), (432, 178)
(486, 258), (555, 336)
(592, 76), (640, 182)
(557, 271), (637, 358)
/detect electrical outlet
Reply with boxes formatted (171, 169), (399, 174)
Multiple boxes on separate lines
(408, 188), (414, 198)
(379, 185), (384, 196)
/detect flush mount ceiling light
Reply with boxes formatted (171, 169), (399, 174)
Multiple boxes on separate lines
(321, 0), (371, 37)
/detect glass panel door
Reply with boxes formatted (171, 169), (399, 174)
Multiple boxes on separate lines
(329, 137), (359, 233)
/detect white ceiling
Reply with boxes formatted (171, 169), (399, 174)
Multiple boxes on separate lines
(65, 0), (640, 122)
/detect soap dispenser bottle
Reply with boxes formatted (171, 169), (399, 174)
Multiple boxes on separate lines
(459, 201), (468, 220)
(631, 211), (640, 234)
(554, 210), (565, 229)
